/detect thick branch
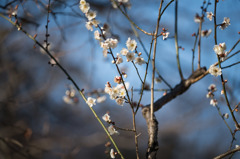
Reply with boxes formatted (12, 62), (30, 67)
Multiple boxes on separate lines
(142, 67), (207, 159)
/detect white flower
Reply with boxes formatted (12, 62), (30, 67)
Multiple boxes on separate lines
(116, 98), (125, 106)
(120, 48), (129, 56)
(210, 99), (218, 106)
(79, 3), (90, 13)
(219, 17), (230, 30)
(194, 13), (203, 23)
(97, 96), (106, 103)
(201, 29), (212, 37)
(116, 56), (123, 64)
(126, 37), (137, 51)
(213, 42), (226, 55)
(209, 65), (222, 77)
(103, 49), (108, 57)
(85, 21), (93, 31)
(79, 0), (86, 5)
(135, 56), (145, 65)
(86, 97), (96, 107)
(94, 30), (101, 41)
(162, 32), (170, 40)
(110, 86), (120, 99)
(108, 125), (119, 135)
(118, 88), (126, 97)
(206, 12), (214, 21)
(208, 84), (217, 92)
(110, 149), (116, 158)
(91, 19), (99, 27)
(105, 83), (112, 94)
(206, 92), (213, 98)
(224, 113), (229, 119)
(108, 38), (118, 49)
(86, 10), (96, 21)
(102, 113), (111, 122)
(126, 52), (135, 62)
(63, 95), (74, 104)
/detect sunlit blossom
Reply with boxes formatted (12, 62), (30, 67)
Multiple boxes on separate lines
(135, 56), (145, 65)
(102, 113), (111, 122)
(208, 84), (217, 92)
(120, 48), (129, 56)
(209, 65), (222, 77)
(206, 12), (213, 21)
(126, 52), (135, 62)
(116, 97), (125, 106)
(110, 149), (116, 158)
(86, 97), (96, 107)
(219, 17), (230, 30)
(213, 42), (226, 55)
(162, 32), (170, 40)
(210, 99), (218, 106)
(79, 3), (90, 13)
(201, 29), (212, 37)
(108, 125), (119, 135)
(126, 37), (137, 51)
(86, 10), (97, 21)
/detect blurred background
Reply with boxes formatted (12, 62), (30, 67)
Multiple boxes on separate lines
(1, 0), (240, 158)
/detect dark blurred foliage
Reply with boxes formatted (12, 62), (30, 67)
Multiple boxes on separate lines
(1, 0), (240, 159)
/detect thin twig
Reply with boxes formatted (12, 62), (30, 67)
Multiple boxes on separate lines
(174, 0), (184, 80)
(132, 61), (144, 84)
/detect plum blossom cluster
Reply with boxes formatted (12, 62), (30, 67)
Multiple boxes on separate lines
(102, 113), (119, 135)
(118, 38), (146, 65)
(209, 65), (222, 77)
(63, 85), (79, 105)
(105, 81), (129, 106)
(79, 0), (99, 31)
(213, 42), (228, 60)
(206, 84), (218, 106)
(219, 17), (230, 30)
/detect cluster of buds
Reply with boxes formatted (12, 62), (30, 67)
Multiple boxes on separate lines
(206, 84), (218, 106)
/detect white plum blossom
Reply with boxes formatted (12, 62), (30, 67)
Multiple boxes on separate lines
(110, 149), (116, 159)
(219, 17), (230, 30)
(86, 97), (96, 107)
(208, 84), (217, 92)
(108, 125), (119, 135)
(206, 91), (213, 98)
(85, 21), (93, 31)
(209, 65), (222, 77)
(105, 83), (112, 94)
(101, 38), (118, 49)
(97, 96), (106, 103)
(135, 56), (145, 65)
(80, 0), (86, 5)
(210, 99), (218, 106)
(116, 97), (125, 106)
(94, 30), (101, 41)
(126, 52), (135, 62)
(102, 113), (111, 122)
(194, 13), (203, 23)
(79, 2), (90, 13)
(213, 42), (226, 55)
(162, 32), (170, 40)
(206, 12), (214, 21)
(86, 10), (96, 21)
(120, 48), (129, 56)
(201, 29), (212, 37)
(103, 49), (108, 57)
(126, 37), (137, 51)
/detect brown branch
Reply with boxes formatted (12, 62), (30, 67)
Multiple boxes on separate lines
(214, 147), (240, 159)
(142, 67), (207, 158)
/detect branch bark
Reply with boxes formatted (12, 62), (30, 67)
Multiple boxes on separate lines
(142, 67), (207, 159)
